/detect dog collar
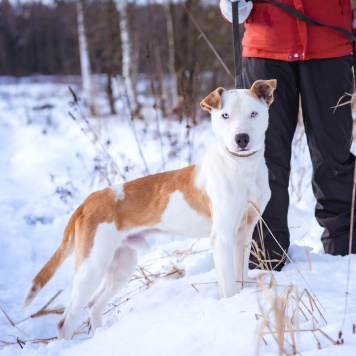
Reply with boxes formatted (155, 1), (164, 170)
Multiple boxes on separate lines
(225, 147), (258, 158)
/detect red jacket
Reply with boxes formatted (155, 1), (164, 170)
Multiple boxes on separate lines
(242, 0), (353, 61)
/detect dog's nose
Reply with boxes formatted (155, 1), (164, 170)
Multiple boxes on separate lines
(235, 133), (250, 149)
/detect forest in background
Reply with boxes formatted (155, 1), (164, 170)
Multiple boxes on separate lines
(1, 0), (355, 119)
(3, 0), (356, 78)
(0, 0), (235, 101)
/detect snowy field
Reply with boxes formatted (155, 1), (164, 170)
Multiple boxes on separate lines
(0, 76), (356, 355)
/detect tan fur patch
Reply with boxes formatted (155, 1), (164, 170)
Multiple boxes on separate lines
(74, 165), (211, 266)
(246, 79), (277, 106)
(239, 207), (259, 235)
(200, 87), (226, 112)
(73, 189), (117, 268)
(245, 211), (254, 227)
(117, 165), (211, 228)
(33, 208), (78, 286)
(181, 166), (212, 218)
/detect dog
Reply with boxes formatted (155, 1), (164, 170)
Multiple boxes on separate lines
(22, 79), (276, 339)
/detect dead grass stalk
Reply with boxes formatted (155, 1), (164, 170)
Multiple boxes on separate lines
(256, 276), (333, 355)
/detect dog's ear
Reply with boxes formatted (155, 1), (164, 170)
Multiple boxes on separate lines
(200, 87), (226, 113)
(248, 79), (277, 106)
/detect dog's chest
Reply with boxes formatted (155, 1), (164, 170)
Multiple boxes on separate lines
(225, 176), (263, 213)
(202, 157), (264, 203)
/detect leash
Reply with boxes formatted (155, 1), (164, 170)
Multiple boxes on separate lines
(232, 2), (243, 89)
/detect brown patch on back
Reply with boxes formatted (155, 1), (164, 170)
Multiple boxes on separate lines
(117, 165), (211, 229)
(25, 165), (212, 302)
(74, 165), (211, 267)
(181, 166), (212, 218)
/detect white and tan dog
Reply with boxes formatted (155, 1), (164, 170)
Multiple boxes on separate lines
(22, 79), (276, 339)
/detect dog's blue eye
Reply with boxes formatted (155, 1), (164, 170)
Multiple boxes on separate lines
(250, 111), (258, 118)
(222, 113), (229, 119)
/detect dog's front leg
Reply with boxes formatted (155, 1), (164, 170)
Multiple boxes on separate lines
(210, 225), (238, 298)
(235, 217), (255, 291)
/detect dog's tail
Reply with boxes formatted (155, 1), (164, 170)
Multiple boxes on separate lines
(21, 207), (82, 309)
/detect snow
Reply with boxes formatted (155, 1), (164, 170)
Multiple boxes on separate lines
(0, 76), (356, 355)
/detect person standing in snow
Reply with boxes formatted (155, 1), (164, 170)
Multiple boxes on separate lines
(220, 0), (355, 270)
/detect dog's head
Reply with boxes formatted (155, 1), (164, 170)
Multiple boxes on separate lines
(200, 80), (276, 157)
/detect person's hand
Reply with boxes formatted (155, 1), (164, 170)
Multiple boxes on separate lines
(220, 0), (253, 23)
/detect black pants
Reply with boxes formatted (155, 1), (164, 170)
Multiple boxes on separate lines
(242, 56), (355, 269)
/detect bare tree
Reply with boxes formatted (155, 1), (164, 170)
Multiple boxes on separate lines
(1, 0), (233, 98)
(116, 0), (140, 118)
(77, 0), (97, 116)
(163, 1), (179, 111)
(105, 0), (119, 115)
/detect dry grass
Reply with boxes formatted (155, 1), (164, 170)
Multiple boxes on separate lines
(332, 92), (356, 143)
(0, 247), (190, 348)
(0, 291), (64, 348)
(252, 90), (356, 355)
(255, 275), (337, 355)
(246, 199), (350, 355)
(250, 238), (287, 272)
(289, 119), (308, 203)
(0, 239), (350, 353)
(1, 181), (353, 353)
(247, 200), (291, 274)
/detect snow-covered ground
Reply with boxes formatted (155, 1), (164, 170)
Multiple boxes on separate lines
(0, 76), (355, 355)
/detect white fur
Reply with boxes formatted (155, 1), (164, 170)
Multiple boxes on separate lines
(54, 86), (272, 339)
(111, 183), (125, 200)
(58, 222), (123, 339)
(156, 190), (212, 238)
(204, 89), (271, 296)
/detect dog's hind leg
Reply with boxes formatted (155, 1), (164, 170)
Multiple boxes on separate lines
(87, 245), (137, 333)
(58, 223), (120, 339)
(58, 263), (104, 339)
